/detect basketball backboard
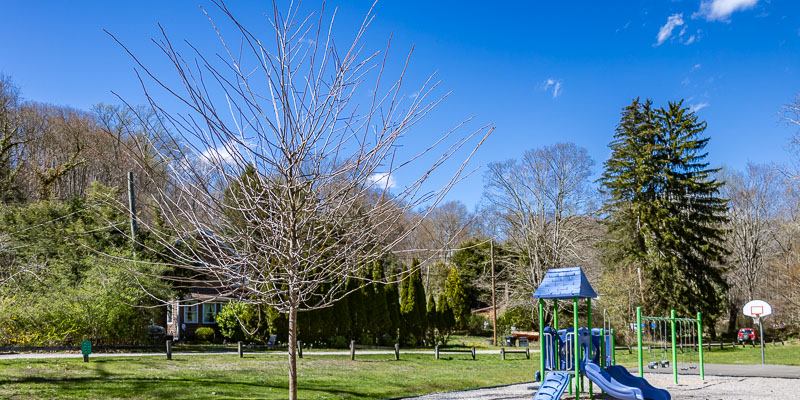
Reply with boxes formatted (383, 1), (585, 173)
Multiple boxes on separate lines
(743, 300), (772, 318)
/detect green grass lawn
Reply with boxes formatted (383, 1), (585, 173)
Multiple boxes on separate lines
(0, 353), (538, 399)
(1, 342), (797, 399)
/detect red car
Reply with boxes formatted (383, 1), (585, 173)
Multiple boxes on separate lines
(737, 328), (757, 343)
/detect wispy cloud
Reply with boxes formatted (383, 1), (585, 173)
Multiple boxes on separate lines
(367, 172), (397, 189)
(656, 14), (685, 46)
(200, 141), (238, 165)
(691, 64), (702, 71)
(690, 102), (710, 112)
(695, 0), (759, 22)
(542, 78), (563, 99)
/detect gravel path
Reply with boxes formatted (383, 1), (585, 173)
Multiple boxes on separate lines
(404, 373), (800, 399)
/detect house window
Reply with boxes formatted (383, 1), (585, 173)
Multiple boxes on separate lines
(184, 305), (198, 324)
(202, 303), (219, 324)
(166, 302), (174, 325)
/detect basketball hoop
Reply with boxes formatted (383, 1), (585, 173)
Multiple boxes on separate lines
(742, 300), (772, 365)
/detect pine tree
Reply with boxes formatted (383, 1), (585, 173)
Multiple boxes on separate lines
(369, 260), (391, 341)
(385, 265), (402, 342)
(426, 292), (439, 345)
(599, 98), (728, 328)
(437, 292), (456, 344)
(400, 259), (427, 344)
(444, 267), (469, 328)
(346, 278), (367, 340)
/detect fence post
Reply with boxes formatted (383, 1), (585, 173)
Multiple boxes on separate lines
(238, 341), (243, 358)
(166, 340), (172, 360)
(394, 343), (400, 360)
(350, 340), (355, 361)
(435, 345), (439, 360)
(471, 346), (476, 360)
(501, 348), (506, 360)
(298, 340), (303, 358)
(526, 347), (530, 359)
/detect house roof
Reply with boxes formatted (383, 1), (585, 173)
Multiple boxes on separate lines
(532, 267), (597, 299)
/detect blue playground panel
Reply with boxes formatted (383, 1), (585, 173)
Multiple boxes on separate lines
(532, 372), (571, 400)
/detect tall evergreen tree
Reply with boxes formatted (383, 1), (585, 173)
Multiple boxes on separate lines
(368, 260), (392, 341)
(426, 292), (439, 345)
(400, 259), (427, 344)
(436, 292), (456, 343)
(444, 267), (469, 328)
(599, 98), (728, 329)
(385, 265), (403, 342)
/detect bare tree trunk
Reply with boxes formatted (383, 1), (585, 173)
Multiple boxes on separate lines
(288, 305), (298, 400)
(727, 300), (739, 337)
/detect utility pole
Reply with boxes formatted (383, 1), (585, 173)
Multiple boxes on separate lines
(127, 171), (137, 240)
(491, 239), (497, 346)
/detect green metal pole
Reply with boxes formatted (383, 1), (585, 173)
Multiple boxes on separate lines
(636, 307), (643, 378)
(599, 328), (604, 369)
(539, 298), (545, 381)
(587, 298), (593, 398)
(611, 329), (616, 365)
(697, 312), (705, 380)
(554, 299), (559, 369)
(574, 296), (580, 400)
(670, 309), (678, 384)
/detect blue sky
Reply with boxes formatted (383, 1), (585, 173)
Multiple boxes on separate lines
(2, 0), (799, 209)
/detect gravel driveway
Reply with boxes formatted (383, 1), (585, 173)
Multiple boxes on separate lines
(403, 373), (800, 399)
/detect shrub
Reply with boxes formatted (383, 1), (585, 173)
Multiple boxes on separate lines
(466, 313), (490, 336)
(496, 306), (535, 335)
(328, 335), (348, 348)
(195, 327), (215, 342)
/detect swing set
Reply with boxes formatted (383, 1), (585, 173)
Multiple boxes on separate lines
(635, 307), (705, 384)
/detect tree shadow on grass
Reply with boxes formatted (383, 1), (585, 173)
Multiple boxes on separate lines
(0, 375), (373, 399)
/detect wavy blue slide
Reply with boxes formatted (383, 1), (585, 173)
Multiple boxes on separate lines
(584, 362), (644, 400)
(532, 372), (571, 400)
(607, 365), (671, 400)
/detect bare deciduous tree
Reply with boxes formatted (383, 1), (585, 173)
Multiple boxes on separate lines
(105, 2), (490, 398)
(719, 163), (784, 334)
(482, 142), (596, 314)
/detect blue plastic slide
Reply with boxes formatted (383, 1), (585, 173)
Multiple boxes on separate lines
(607, 365), (671, 400)
(584, 362), (644, 400)
(532, 372), (571, 400)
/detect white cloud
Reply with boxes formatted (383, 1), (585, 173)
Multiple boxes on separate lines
(696, 0), (758, 22)
(367, 172), (397, 189)
(200, 143), (237, 165)
(691, 64), (702, 71)
(690, 102), (710, 112)
(542, 78), (563, 99)
(656, 14), (685, 46)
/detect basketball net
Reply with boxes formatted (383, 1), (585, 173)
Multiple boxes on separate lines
(753, 313), (760, 325)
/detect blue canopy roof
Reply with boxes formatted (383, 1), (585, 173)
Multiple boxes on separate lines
(532, 267), (597, 299)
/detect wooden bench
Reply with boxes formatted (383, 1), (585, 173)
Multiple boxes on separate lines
(500, 347), (530, 360)
(435, 345), (475, 360)
(349, 341), (400, 360)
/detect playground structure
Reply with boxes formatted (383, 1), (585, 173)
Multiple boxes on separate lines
(532, 267), (670, 400)
(635, 307), (706, 384)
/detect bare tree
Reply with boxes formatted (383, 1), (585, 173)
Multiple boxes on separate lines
(410, 200), (475, 290)
(719, 164), (784, 334)
(482, 142), (596, 313)
(104, 2), (490, 398)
